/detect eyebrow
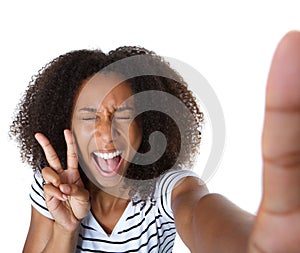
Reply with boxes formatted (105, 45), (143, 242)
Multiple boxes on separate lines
(78, 107), (97, 113)
(78, 106), (134, 113)
(115, 106), (134, 112)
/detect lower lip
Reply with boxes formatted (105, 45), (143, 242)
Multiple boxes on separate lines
(92, 154), (125, 178)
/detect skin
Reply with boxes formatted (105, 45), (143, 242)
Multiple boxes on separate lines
(248, 30), (300, 252)
(72, 73), (142, 193)
(23, 31), (300, 253)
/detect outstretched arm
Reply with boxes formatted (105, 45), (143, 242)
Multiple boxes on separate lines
(172, 177), (254, 252)
(173, 31), (300, 253)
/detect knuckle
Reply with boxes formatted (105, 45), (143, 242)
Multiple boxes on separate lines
(43, 184), (50, 191)
(43, 184), (54, 195)
(81, 188), (90, 200)
(43, 141), (52, 149)
(52, 178), (60, 186)
(68, 152), (77, 158)
(48, 152), (58, 162)
(68, 165), (78, 171)
(44, 194), (53, 202)
(41, 167), (52, 179)
(71, 184), (79, 193)
(263, 150), (300, 169)
(44, 185), (61, 200)
(72, 185), (89, 199)
(42, 168), (61, 186)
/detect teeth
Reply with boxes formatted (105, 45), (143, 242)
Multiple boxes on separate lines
(94, 150), (122, 160)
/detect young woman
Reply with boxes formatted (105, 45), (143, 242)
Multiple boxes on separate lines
(10, 31), (300, 252)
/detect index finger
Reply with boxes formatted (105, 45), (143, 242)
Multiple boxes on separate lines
(35, 133), (64, 174)
(64, 129), (78, 171)
(261, 31), (300, 213)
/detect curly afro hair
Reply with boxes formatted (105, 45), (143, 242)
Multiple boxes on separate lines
(10, 46), (204, 201)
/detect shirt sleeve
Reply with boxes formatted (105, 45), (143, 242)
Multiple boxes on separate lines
(156, 169), (199, 221)
(29, 171), (53, 219)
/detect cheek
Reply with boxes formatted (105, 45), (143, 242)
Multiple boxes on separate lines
(128, 121), (143, 148)
(72, 121), (95, 151)
(78, 124), (94, 137)
(73, 117), (94, 134)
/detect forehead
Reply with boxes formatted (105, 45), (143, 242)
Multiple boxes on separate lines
(74, 72), (134, 108)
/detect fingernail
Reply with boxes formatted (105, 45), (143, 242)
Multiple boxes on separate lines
(34, 133), (40, 140)
(62, 194), (68, 201)
(63, 185), (71, 193)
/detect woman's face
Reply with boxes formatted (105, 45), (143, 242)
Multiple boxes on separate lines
(71, 73), (142, 189)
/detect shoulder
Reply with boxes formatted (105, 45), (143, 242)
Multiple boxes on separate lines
(153, 169), (207, 219)
(171, 173), (208, 211)
(168, 171), (209, 250)
(157, 169), (200, 189)
(156, 169), (205, 194)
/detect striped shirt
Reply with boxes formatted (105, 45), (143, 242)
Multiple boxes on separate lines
(30, 169), (198, 252)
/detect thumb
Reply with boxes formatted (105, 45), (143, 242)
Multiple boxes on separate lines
(261, 30), (300, 213)
(60, 183), (90, 219)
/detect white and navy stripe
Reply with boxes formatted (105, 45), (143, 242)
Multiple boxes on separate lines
(30, 169), (198, 252)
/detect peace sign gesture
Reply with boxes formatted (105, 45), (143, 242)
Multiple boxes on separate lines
(35, 129), (90, 232)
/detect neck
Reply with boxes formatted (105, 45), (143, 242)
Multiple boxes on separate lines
(88, 181), (131, 212)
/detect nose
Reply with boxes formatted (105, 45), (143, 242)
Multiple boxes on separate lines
(94, 119), (115, 145)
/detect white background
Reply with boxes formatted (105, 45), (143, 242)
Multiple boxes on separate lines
(1, 1), (299, 252)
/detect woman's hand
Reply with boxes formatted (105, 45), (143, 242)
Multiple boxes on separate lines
(248, 31), (300, 252)
(35, 129), (90, 232)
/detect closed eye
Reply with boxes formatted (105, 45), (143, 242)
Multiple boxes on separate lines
(114, 106), (134, 120)
(78, 107), (98, 120)
(114, 116), (132, 120)
(81, 116), (97, 120)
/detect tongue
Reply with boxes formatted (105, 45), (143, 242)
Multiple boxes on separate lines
(96, 156), (121, 172)
(107, 157), (120, 171)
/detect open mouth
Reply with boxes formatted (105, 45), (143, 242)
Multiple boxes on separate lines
(91, 150), (124, 177)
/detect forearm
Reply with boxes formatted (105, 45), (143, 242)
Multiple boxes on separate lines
(192, 193), (255, 253)
(41, 222), (80, 253)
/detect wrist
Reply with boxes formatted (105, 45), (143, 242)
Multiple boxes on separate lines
(41, 221), (80, 253)
(53, 221), (80, 238)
